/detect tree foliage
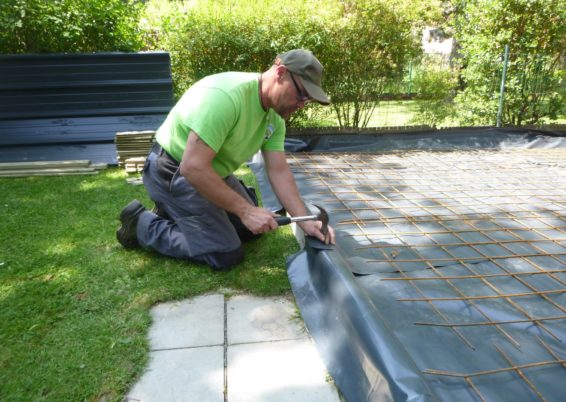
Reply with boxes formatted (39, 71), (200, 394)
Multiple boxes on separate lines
(410, 55), (458, 127)
(3, 0), (563, 128)
(451, 0), (566, 126)
(315, 1), (419, 128)
(142, 0), (423, 128)
(0, 0), (143, 53)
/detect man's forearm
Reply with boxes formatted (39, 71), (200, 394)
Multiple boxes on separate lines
(180, 131), (277, 235)
(263, 151), (309, 217)
(269, 167), (308, 217)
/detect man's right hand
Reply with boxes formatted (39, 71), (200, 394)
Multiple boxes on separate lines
(240, 205), (278, 234)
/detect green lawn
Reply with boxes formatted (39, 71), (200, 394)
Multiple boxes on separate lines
(0, 167), (298, 401)
(306, 99), (566, 128)
(367, 100), (423, 127)
(305, 99), (448, 128)
(367, 100), (566, 128)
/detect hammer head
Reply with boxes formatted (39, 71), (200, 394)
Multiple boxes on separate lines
(312, 204), (329, 239)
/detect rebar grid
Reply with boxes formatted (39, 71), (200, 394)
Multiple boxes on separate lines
(422, 338), (565, 402)
(287, 148), (566, 400)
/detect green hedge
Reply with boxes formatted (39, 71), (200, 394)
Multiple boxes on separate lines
(141, 0), (421, 128)
(5, 0), (562, 128)
(0, 0), (143, 53)
(1, 0), (437, 128)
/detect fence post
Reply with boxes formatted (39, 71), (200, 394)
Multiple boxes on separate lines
(496, 45), (510, 127)
(407, 61), (413, 96)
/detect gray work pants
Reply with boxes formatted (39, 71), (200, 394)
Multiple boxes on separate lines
(136, 144), (259, 269)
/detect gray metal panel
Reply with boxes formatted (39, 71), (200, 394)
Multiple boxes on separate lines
(0, 143), (118, 165)
(0, 52), (173, 163)
(0, 52), (174, 120)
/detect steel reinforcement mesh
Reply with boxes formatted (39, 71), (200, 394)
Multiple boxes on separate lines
(287, 148), (566, 401)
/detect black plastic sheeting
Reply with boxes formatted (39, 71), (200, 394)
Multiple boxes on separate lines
(285, 126), (566, 153)
(0, 143), (118, 165)
(250, 128), (566, 402)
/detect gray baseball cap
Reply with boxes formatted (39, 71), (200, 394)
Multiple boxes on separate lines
(276, 49), (330, 105)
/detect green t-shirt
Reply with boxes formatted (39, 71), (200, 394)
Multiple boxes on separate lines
(156, 72), (286, 177)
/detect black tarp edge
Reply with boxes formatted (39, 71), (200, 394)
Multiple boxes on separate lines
(287, 240), (438, 402)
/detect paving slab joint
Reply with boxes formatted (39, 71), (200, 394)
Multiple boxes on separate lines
(223, 295), (228, 402)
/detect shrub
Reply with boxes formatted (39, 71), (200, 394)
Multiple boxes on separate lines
(141, 0), (330, 99)
(410, 55), (458, 127)
(315, 0), (420, 128)
(0, 0), (143, 54)
(140, 0), (421, 128)
(451, 0), (565, 126)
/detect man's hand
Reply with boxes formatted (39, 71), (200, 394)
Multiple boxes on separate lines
(298, 220), (336, 245)
(263, 150), (336, 245)
(240, 205), (279, 235)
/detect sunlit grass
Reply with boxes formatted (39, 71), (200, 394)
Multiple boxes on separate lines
(0, 167), (297, 401)
(304, 99), (565, 129)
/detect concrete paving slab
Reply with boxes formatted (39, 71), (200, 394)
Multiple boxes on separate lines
(125, 346), (224, 402)
(149, 294), (224, 350)
(126, 293), (341, 402)
(227, 295), (306, 344)
(227, 338), (340, 402)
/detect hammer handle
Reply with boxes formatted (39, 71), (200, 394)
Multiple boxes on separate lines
(275, 215), (317, 226)
(275, 216), (292, 226)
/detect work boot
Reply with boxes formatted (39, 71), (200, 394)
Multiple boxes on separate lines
(116, 200), (146, 249)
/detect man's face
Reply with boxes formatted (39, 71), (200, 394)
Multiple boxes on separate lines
(273, 70), (312, 120)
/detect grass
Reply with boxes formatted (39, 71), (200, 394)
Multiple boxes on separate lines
(366, 100), (566, 128)
(0, 167), (298, 401)
(301, 100), (442, 128)
(302, 99), (566, 129)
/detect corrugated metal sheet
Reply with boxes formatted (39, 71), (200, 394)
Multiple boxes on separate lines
(0, 52), (173, 163)
(0, 52), (173, 120)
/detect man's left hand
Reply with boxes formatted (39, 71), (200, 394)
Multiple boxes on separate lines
(299, 220), (335, 245)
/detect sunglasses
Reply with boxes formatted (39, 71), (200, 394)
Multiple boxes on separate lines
(289, 72), (312, 104)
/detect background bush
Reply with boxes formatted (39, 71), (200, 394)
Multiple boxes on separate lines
(410, 55), (458, 127)
(1, 0), (563, 128)
(314, 0), (419, 128)
(141, 0), (426, 128)
(0, 0), (143, 53)
(141, 0), (280, 98)
(450, 0), (565, 126)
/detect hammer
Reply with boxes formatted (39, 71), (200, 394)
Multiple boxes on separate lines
(275, 204), (329, 240)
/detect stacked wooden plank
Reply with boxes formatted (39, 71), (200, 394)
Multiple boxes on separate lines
(124, 157), (147, 174)
(115, 130), (156, 171)
(0, 160), (106, 177)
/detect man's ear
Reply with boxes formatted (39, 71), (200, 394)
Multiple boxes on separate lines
(274, 65), (287, 81)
